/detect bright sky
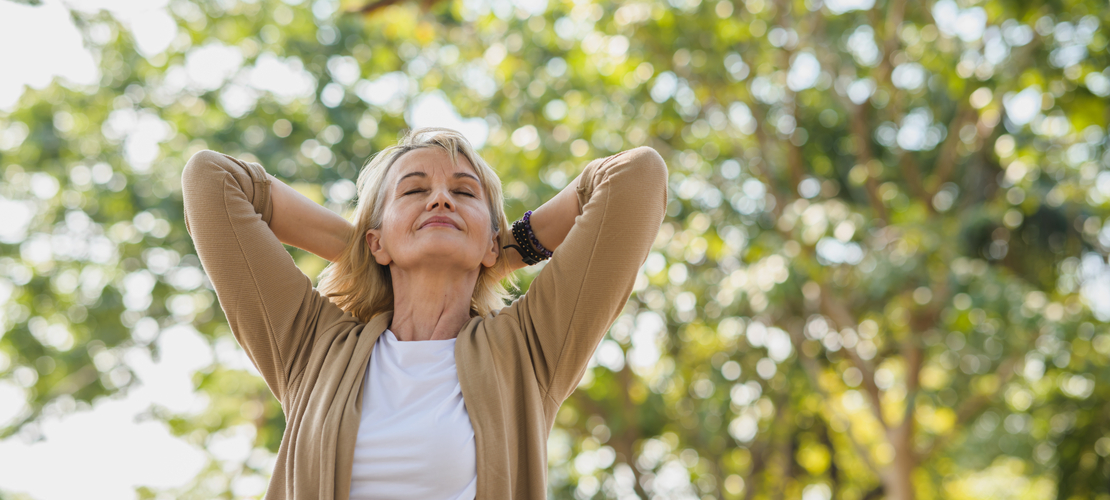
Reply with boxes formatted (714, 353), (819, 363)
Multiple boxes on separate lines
(0, 0), (181, 110)
(0, 0), (97, 110)
(0, 0), (489, 143)
(0, 325), (211, 499)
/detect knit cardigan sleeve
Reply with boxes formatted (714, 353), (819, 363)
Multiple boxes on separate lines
(181, 150), (351, 403)
(502, 146), (668, 406)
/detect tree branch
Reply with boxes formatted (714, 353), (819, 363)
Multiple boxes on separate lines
(818, 284), (888, 430)
(926, 106), (975, 195)
(774, 0), (806, 192)
(929, 35), (1046, 196)
(749, 104), (797, 213)
(899, 151), (929, 204)
(345, 0), (426, 14)
(742, 440), (770, 500)
(806, 15), (889, 224)
(848, 102), (890, 224)
(918, 357), (1018, 462)
(785, 322), (884, 476)
(876, 0), (907, 91)
(899, 335), (922, 431)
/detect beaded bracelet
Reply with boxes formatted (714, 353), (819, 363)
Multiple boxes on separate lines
(503, 210), (553, 265)
(520, 210), (553, 259)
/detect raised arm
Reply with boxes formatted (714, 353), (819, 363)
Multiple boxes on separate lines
(501, 173), (583, 274)
(501, 146), (668, 405)
(181, 151), (351, 402)
(267, 174), (354, 263)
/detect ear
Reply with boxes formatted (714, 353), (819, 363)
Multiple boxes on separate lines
(365, 228), (392, 266)
(481, 229), (500, 268)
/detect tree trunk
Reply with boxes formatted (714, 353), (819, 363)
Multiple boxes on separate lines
(881, 425), (917, 500)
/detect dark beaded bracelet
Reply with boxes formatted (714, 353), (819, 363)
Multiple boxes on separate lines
(503, 210), (553, 265)
(520, 210), (553, 258)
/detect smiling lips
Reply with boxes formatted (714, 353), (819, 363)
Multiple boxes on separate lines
(419, 216), (460, 229)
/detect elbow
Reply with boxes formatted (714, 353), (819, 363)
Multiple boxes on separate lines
(181, 150), (223, 205)
(181, 150), (230, 196)
(626, 145), (668, 205)
(181, 149), (226, 186)
(180, 150), (229, 236)
(181, 150), (236, 208)
(628, 145), (667, 182)
(581, 145), (669, 218)
(181, 149), (274, 225)
(181, 149), (258, 200)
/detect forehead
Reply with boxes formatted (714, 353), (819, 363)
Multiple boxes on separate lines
(390, 147), (479, 182)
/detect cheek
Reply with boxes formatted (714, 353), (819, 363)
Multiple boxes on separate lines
(378, 204), (411, 242)
(467, 205), (494, 236)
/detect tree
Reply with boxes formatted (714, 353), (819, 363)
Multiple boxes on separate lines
(0, 0), (1107, 498)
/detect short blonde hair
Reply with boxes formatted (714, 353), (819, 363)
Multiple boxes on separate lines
(317, 127), (515, 322)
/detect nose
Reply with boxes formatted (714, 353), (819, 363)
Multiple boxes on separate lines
(426, 187), (454, 211)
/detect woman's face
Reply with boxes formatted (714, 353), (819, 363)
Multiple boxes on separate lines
(365, 148), (499, 273)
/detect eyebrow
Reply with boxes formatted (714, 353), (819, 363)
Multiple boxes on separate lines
(396, 171), (481, 185)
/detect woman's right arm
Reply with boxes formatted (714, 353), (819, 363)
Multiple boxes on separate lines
(267, 174), (355, 263)
(497, 147), (668, 406)
(181, 150), (352, 402)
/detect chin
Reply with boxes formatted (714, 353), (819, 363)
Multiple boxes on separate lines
(403, 245), (484, 270)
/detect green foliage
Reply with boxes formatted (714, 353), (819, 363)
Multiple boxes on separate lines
(1, 0), (1109, 498)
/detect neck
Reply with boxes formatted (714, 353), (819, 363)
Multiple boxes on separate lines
(388, 265), (479, 341)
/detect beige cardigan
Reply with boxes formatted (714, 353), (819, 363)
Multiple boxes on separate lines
(181, 146), (667, 499)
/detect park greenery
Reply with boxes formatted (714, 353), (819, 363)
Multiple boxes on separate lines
(1, 0), (1109, 498)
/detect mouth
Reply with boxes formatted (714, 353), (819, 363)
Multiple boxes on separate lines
(419, 217), (459, 230)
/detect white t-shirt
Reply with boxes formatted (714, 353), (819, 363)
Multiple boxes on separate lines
(348, 329), (477, 500)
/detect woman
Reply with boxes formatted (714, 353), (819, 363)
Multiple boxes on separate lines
(181, 127), (667, 499)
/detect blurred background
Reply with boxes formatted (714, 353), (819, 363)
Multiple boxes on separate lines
(0, 0), (1109, 498)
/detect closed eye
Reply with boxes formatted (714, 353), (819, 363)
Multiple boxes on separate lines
(403, 188), (476, 197)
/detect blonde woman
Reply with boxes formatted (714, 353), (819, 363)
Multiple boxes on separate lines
(181, 127), (667, 499)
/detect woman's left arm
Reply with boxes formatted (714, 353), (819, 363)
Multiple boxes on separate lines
(501, 146), (668, 405)
(501, 173), (584, 274)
